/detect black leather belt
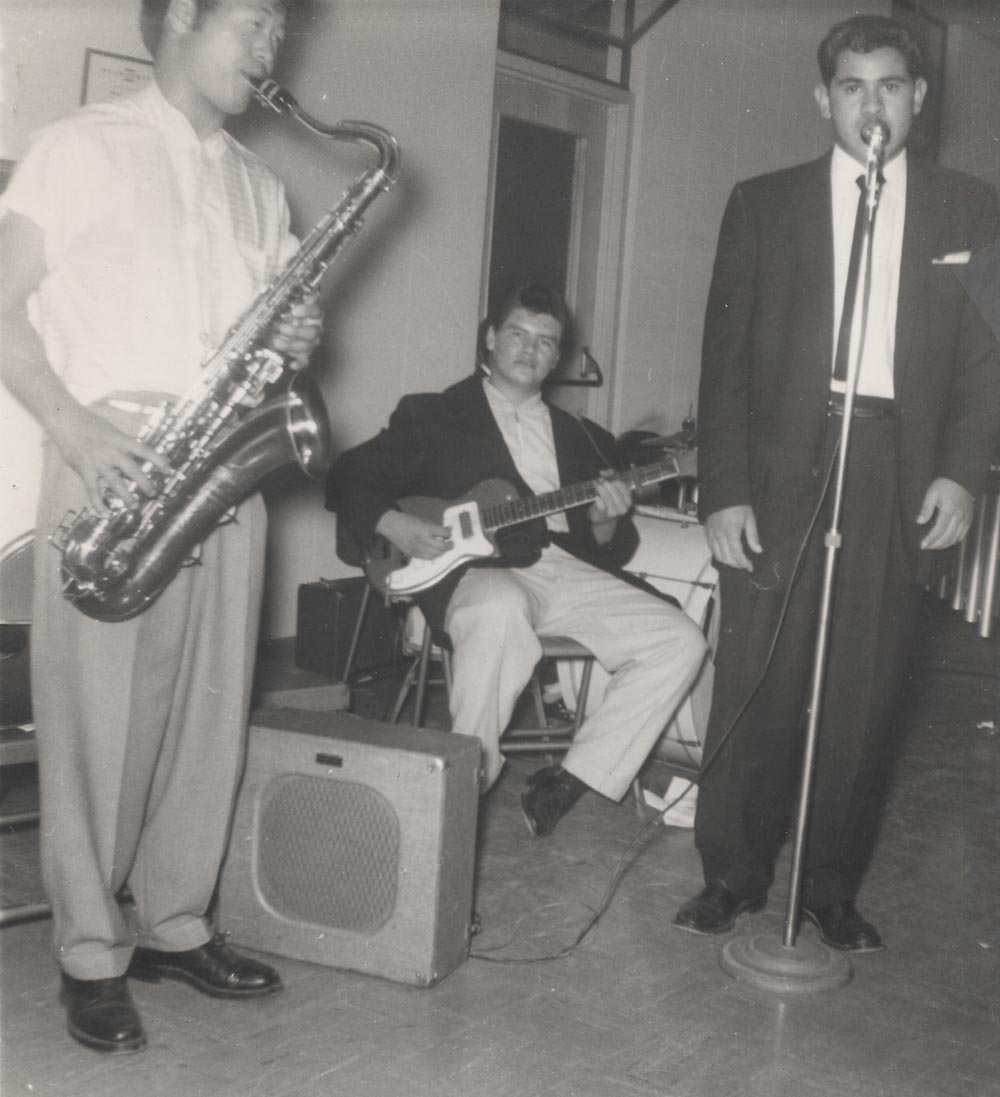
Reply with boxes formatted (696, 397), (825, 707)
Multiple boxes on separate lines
(828, 393), (895, 419)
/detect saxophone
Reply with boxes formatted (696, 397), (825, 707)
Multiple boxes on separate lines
(51, 79), (401, 623)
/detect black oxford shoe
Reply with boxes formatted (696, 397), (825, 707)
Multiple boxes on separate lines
(802, 900), (884, 953)
(673, 880), (767, 935)
(59, 973), (147, 1054)
(128, 934), (283, 999)
(521, 765), (588, 838)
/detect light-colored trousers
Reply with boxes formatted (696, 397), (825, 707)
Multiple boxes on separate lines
(31, 425), (266, 980)
(444, 546), (707, 798)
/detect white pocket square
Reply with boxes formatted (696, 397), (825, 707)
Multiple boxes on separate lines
(932, 251), (971, 265)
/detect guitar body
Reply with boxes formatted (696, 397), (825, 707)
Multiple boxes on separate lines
(365, 479), (523, 598)
(363, 451), (696, 599)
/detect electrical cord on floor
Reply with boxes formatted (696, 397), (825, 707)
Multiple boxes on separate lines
(470, 810), (662, 965)
(469, 439), (842, 966)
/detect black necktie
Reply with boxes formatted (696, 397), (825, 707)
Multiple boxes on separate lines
(833, 175), (880, 383)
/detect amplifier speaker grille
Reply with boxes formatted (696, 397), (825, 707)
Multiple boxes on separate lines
(257, 777), (399, 932)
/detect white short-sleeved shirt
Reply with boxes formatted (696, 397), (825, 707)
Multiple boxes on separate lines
(1, 79), (298, 406)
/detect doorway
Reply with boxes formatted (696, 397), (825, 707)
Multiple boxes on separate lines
(483, 52), (631, 423)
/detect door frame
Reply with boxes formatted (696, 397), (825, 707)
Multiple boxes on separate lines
(482, 50), (632, 426)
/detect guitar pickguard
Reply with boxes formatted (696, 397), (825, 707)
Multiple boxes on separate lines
(377, 498), (499, 595)
(363, 457), (694, 599)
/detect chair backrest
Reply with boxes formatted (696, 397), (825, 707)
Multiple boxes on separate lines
(0, 534), (33, 627)
(0, 534), (33, 729)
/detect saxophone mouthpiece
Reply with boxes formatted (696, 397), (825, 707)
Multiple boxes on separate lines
(247, 76), (300, 116)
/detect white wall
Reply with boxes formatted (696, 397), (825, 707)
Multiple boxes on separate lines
(0, 1), (149, 157)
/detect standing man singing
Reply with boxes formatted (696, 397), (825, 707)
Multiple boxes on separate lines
(0, 0), (321, 1053)
(674, 15), (1000, 951)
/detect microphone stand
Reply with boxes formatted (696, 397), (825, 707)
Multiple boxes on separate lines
(782, 138), (883, 952)
(720, 130), (886, 994)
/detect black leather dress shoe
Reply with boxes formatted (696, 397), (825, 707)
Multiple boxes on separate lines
(673, 880), (767, 935)
(128, 934), (283, 999)
(521, 765), (588, 838)
(802, 900), (884, 953)
(59, 973), (147, 1054)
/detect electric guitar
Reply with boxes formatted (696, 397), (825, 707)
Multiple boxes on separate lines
(364, 448), (697, 598)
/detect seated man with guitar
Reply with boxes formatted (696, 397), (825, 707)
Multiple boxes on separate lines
(326, 284), (706, 836)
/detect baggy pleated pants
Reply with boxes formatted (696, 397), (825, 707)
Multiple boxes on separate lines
(444, 546), (708, 796)
(31, 418), (266, 980)
(694, 416), (925, 908)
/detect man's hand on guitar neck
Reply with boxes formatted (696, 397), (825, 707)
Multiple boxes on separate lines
(375, 509), (454, 560)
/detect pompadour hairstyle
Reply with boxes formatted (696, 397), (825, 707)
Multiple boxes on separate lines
(492, 283), (571, 349)
(817, 15), (925, 86)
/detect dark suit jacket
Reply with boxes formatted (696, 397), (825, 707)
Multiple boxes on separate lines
(326, 374), (645, 630)
(697, 151), (1000, 587)
(957, 238), (1000, 349)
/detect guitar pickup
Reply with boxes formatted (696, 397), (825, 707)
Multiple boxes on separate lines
(458, 512), (473, 540)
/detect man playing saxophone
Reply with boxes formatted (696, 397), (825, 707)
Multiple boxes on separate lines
(0, 0), (321, 1054)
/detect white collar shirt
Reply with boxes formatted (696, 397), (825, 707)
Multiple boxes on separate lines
(830, 143), (907, 399)
(0, 79), (297, 406)
(481, 377), (569, 533)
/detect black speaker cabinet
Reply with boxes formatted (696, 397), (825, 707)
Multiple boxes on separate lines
(217, 708), (481, 987)
(295, 577), (401, 680)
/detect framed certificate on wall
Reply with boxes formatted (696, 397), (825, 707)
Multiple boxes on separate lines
(81, 49), (154, 106)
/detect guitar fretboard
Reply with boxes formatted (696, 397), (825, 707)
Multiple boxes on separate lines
(481, 457), (681, 533)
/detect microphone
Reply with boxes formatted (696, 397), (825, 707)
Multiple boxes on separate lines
(861, 122), (889, 210)
(861, 121), (889, 164)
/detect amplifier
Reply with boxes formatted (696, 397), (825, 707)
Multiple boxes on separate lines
(295, 576), (401, 680)
(217, 708), (481, 987)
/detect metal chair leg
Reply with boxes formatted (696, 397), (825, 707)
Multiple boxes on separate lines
(412, 624), (434, 726)
(388, 646), (423, 724)
(341, 582), (372, 682)
(572, 658), (594, 732)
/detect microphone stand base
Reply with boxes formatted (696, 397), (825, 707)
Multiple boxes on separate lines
(720, 933), (852, 995)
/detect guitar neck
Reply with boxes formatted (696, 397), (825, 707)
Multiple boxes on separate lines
(481, 458), (680, 534)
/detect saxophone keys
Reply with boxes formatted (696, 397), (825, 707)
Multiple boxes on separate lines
(254, 348), (285, 386)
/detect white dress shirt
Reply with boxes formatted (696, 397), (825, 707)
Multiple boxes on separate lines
(829, 143), (907, 399)
(482, 377), (570, 533)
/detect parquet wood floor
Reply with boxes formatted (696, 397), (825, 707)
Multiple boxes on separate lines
(1, 600), (997, 1097)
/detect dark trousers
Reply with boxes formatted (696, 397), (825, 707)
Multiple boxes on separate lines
(694, 416), (925, 908)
